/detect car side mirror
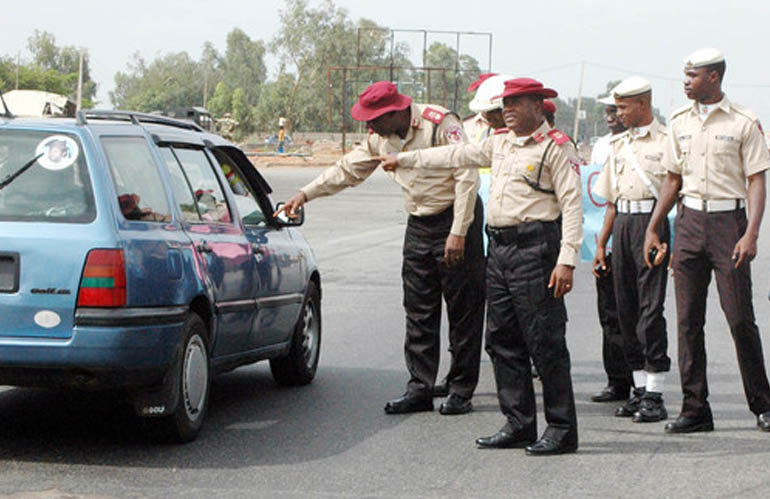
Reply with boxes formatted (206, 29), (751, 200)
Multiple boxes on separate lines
(273, 202), (305, 226)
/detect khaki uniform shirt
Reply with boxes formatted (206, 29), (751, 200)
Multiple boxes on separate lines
(662, 96), (770, 199)
(397, 121), (584, 267)
(463, 113), (489, 140)
(301, 103), (479, 236)
(593, 119), (668, 203)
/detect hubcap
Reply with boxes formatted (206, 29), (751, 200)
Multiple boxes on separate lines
(183, 334), (208, 421)
(301, 300), (319, 369)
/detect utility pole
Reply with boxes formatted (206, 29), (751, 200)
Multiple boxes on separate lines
(203, 70), (208, 108)
(572, 61), (585, 142)
(15, 51), (20, 90)
(76, 50), (84, 112)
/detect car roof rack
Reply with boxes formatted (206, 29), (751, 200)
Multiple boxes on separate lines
(0, 93), (14, 119)
(76, 109), (204, 132)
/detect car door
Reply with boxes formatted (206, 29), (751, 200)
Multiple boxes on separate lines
(209, 148), (305, 348)
(158, 144), (257, 357)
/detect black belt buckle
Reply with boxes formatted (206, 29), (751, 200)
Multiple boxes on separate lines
(486, 226), (516, 245)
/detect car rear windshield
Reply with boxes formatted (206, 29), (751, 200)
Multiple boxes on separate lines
(0, 129), (96, 223)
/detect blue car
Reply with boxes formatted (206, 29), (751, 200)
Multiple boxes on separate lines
(0, 110), (321, 442)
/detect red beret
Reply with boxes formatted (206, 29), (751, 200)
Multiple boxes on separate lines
(350, 81), (412, 122)
(496, 78), (558, 100)
(467, 73), (498, 93)
(543, 100), (557, 114)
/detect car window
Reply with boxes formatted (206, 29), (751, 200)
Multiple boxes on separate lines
(158, 147), (200, 222)
(0, 130), (96, 223)
(210, 149), (267, 227)
(171, 147), (232, 224)
(101, 137), (171, 222)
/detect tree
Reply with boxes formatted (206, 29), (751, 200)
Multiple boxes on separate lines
(221, 29), (267, 107)
(0, 30), (97, 107)
(110, 51), (205, 112)
(207, 81), (232, 117)
(267, 0), (415, 132)
(424, 42), (481, 116)
(230, 87), (253, 140)
(252, 73), (296, 131)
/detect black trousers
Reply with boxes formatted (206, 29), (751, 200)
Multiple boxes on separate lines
(672, 206), (770, 418)
(485, 220), (577, 444)
(402, 197), (485, 399)
(595, 266), (632, 389)
(612, 212), (671, 374)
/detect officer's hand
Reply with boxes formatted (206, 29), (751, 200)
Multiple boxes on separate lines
(548, 264), (574, 298)
(732, 232), (758, 269)
(592, 246), (608, 278)
(377, 154), (400, 172)
(444, 234), (466, 267)
(643, 230), (667, 269)
(274, 191), (307, 219)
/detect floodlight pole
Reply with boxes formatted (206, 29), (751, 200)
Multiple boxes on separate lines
(572, 61), (585, 142)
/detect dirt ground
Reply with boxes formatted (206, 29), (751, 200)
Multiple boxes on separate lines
(246, 139), (344, 168)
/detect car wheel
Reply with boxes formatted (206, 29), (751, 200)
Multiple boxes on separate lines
(159, 312), (210, 443)
(270, 281), (321, 386)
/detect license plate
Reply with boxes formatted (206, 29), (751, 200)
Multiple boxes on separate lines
(0, 252), (19, 293)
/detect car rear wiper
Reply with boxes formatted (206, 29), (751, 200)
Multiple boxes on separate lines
(0, 153), (43, 191)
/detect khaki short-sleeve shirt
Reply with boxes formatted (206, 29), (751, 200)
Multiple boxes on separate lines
(397, 121), (584, 267)
(301, 103), (479, 236)
(593, 119), (668, 203)
(662, 96), (770, 199)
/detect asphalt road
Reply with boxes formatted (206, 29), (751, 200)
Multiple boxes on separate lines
(1, 166), (770, 499)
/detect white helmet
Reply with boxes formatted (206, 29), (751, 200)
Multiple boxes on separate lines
(469, 74), (515, 113)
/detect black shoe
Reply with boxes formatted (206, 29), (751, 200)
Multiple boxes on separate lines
(433, 380), (449, 398)
(476, 430), (536, 449)
(615, 388), (645, 417)
(439, 394), (472, 415)
(757, 412), (770, 432)
(664, 414), (714, 434)
(525, 437), (578, 456)
(632, 393), (667, 423)
(384, 393), (433, 414)
(591, 385), (630, 403)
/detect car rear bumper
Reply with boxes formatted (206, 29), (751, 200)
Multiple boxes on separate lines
(0, 306), (187, 389)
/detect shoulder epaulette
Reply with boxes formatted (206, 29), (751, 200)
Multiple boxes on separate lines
(729, 102), (760, 123)
(669, 104), (691, 121)
(547, 129), (570, 145)
(422, 107), (446, 125)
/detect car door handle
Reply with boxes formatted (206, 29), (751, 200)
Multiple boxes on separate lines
(196, 241), (214, 253)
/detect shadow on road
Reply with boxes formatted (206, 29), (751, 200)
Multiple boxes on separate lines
(0, 365), (408, 468)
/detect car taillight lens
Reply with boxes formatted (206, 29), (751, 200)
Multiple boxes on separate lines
(77, 249), (127, 307)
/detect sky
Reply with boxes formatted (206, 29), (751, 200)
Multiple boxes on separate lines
(3, 0), (770, 130)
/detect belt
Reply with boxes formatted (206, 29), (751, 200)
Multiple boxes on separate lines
(616, 198), (655, 214)
(486, 220), (559, 246)
(682, 196), (745, 212)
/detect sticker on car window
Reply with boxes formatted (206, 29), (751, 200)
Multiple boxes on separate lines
(35, 135), (79, 171)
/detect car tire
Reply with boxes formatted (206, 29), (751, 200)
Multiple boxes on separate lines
(159, 312), (211, 443)
(270, 281), (321, 386)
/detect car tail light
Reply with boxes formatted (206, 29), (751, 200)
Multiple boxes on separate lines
(77, 249), (127, 307)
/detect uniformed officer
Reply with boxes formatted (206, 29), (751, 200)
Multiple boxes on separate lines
(426, 74), (511, 399)
(589, 94), (633, 404)
(463, 73), (499, 139)
(645, 48), (770, 433)
(593, 76), (671, 423)
(381, 78), (583, 455)
(278, 81), (485, 416)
